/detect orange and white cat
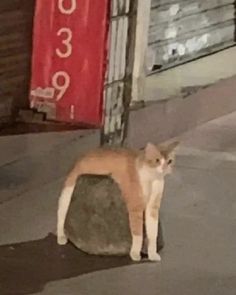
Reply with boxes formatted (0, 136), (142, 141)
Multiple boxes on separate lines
(57, 141), (178, 261)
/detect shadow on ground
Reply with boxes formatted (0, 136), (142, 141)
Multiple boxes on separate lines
(0, 234), (133, 295)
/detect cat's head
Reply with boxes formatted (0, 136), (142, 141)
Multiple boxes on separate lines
(142, 141), (179, 176)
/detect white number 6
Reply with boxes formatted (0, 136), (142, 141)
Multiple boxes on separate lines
(58, 0), (76, 15)
(52, 71), (70, 101)
(56, 28), (72, 58)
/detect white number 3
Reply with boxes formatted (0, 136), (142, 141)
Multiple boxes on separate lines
(56, 28), (72, 58)
(52, 71), (70, 101)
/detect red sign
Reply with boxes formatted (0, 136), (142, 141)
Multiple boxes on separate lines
(30, 0), (109, 126)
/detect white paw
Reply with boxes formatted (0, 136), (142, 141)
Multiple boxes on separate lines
(130, 251), (141, 262)
(148, 252), (161, 262)
(57, 235), (68, 245)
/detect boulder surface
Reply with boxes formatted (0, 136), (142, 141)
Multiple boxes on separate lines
(65, 175), (164, 256)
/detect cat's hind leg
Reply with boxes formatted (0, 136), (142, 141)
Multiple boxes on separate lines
(57, 185), (75, 245)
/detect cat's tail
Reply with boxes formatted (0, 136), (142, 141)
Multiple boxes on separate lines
(57, 166), (82, 245)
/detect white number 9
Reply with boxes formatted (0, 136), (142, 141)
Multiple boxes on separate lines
(58, 0), (76, 15)
(52, 71), (70, 101)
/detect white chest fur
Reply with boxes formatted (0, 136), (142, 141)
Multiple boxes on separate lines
(138, 166), (164, 203)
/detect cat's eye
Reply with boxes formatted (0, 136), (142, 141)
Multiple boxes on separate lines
(156, 158), (160, 163)
(167, 159), (173, 165)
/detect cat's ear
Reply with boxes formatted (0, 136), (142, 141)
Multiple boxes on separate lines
(159, 141), (179, 155)
(165, 141), (179, 154)
(145, 142), (157, 156)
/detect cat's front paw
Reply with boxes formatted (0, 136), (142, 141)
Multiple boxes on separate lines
(57, 235), (68, 245)
(130, 251), (141, 262)
(148, 252), (161, 262)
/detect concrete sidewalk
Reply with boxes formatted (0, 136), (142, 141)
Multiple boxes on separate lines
(1, 112), (236, 294)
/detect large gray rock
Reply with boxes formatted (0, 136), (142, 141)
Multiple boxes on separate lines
(65, 175), (164, 256)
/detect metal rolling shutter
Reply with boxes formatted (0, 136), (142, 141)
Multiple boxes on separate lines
(0, 0), (35, 122)
(147, 0), (236, 73)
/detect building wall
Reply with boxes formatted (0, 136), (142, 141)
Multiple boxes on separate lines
(147, 0), (236, 73)
(0, 0), (35, 123)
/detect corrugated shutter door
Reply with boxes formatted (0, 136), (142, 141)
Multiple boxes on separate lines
(0, 1), (35, 121)
(147, 0), (236, 73)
